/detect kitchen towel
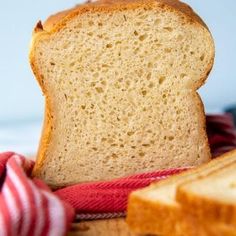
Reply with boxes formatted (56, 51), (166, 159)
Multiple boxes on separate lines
(0, 152), (74, 236)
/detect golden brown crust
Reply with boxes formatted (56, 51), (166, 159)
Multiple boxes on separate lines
(34, 21), (44, 33)
(206, 223), (236, 236)
(32, 101), (53, 178)
(195, 92), (212, 159)
(30, 0), (214, 185)
(41, 0), (209, 33)
(181, 211), (236, 236)
(126, 192), (182, 236)
(29, 32), (54, 178)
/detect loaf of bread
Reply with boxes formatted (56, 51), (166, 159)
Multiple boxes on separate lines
(127, 149), (236, 236)
(30, 0), (214, 187)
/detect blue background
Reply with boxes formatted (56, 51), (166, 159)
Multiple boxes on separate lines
(0, 0), (235, 155)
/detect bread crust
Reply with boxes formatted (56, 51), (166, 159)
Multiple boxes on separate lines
(127, 191), (183, 235)
(180, 212), (236, 236)
(127, 184), (211, 236)
(30, 0), (214, 185)
(42, 0), (208, 32)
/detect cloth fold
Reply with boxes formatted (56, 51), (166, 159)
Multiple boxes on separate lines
(0, 152), (75, 236)
(0, 114), (236, 234)
(206, 114), (236, 156)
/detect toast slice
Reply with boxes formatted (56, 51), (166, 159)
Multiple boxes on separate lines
(126, 149), (236, 236)
(30, 0), (214, 187)
(177, 152), (236, 235)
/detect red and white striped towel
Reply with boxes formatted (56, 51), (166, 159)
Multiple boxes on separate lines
(0, 152), (75, 236)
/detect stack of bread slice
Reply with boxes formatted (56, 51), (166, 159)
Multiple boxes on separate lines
(127, 149), (236, 236)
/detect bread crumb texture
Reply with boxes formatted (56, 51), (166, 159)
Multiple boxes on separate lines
(31, 0), (214, 186)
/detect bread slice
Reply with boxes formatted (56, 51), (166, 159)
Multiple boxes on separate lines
(176, 151), (236, 235)
(126, 149), (236, 236)
(30, 0), (214, 187)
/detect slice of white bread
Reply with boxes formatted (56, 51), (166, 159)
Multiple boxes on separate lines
(176, 153), (236, 236)
(30, 0), (214, 187)
(126, 149), (236, 236)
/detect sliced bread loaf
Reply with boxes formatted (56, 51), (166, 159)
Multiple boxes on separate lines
(30, 0), (214, 187)
(126, 149), (236, 236)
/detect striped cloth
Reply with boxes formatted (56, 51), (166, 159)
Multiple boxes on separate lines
(0, 152), (75, 236)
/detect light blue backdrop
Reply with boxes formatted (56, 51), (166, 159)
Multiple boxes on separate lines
(0, 0), (236, 154)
